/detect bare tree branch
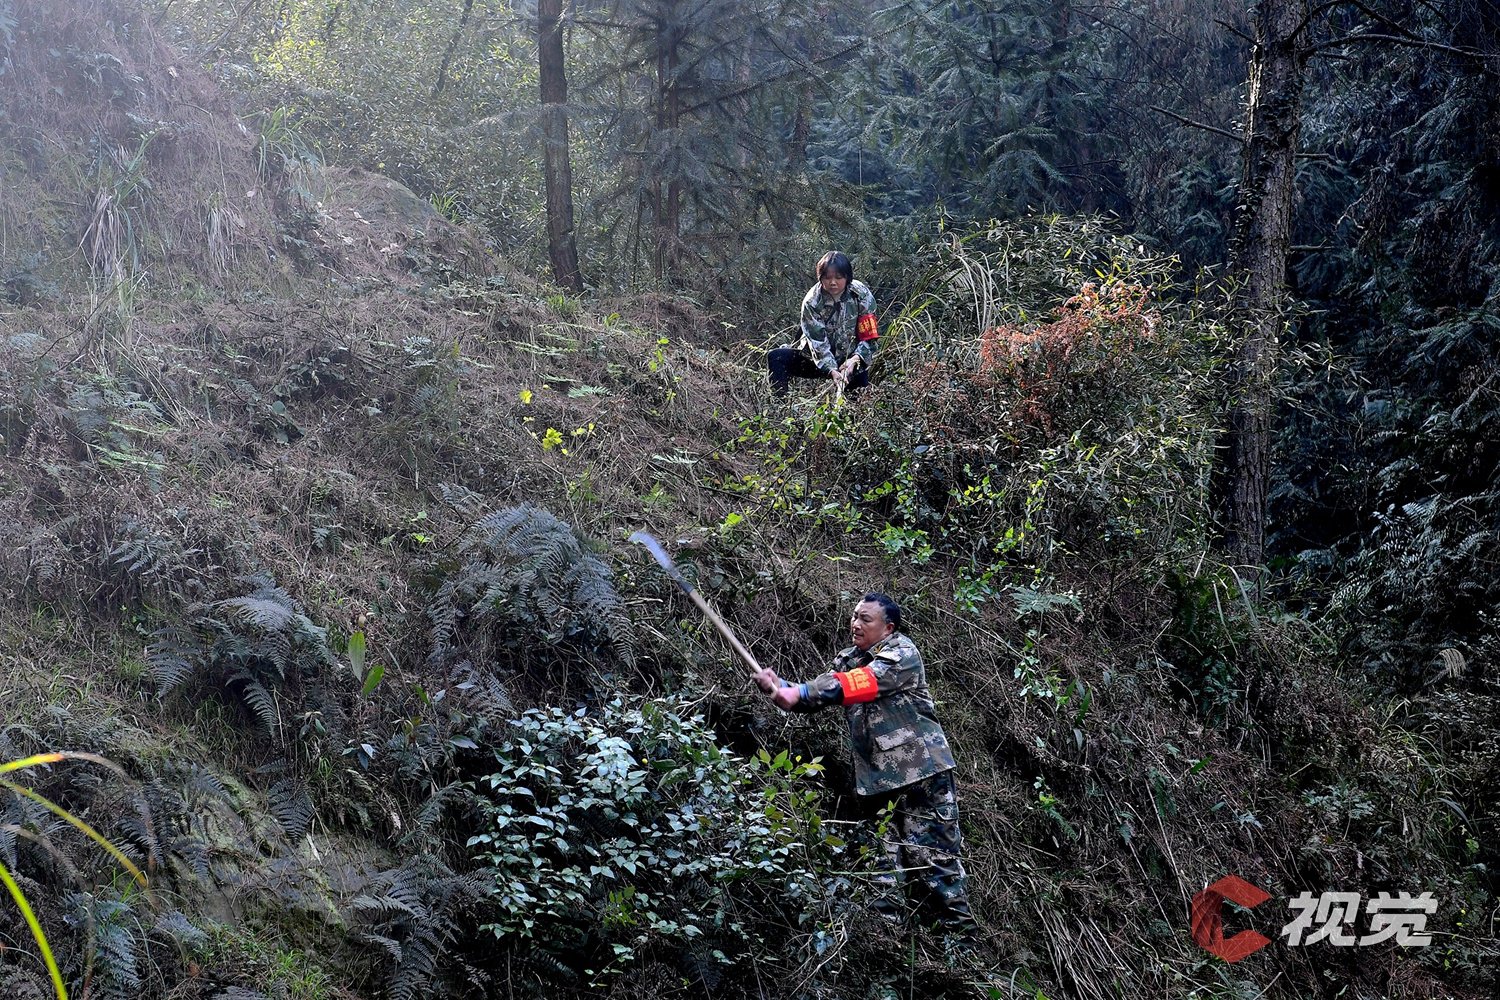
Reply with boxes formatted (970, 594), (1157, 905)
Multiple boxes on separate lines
(1149, 105), (1244, 144)
(1215, 17), (1255, 44)
(1309, 30), (1494, 64)
(1298, 0), (1349, 36)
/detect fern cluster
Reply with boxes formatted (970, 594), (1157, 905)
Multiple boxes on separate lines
(65, 891), (220, 1000)
(350, 855), (489, 1000)
(0, 741), (219, 1000)
(105, 516), (204, 604)
(147, 574), (336, 740)
(428, 505), (634, 673)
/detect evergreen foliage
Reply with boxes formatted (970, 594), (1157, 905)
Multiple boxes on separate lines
(580, 0), (819, 278)
(826, 1), (1105, 216)
(1275, 0), (1500, 694)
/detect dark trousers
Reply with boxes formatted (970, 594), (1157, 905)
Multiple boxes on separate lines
(767, 347), (870, 397)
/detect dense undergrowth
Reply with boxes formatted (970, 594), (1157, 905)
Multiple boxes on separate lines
(1, 3), (1496, 1000)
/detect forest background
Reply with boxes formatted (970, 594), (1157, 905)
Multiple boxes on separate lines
(0, 1), (1496, 999)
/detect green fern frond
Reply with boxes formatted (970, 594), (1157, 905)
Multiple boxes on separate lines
(360, 929), (405, 962)
(449, 664), (512, 725)
(351, 892), (419, 921)
(413, 782), (473, 834)
(437, 481), (487, 521)
(154, 574), (333, 738)
(112, 809), (160, 868)
(517, 949), (578, 983)
(0, 858), (67, 1000)
(389, 924), (444, 1000)
(350, 855), (488, 1000)
(1010, 585), (1083, 619)
(145, 629), (200, 697)
(151, 910), (208, 951)
(230, 670), (280, 737)
(267, 778), (314, 838)
(429, 505), (634, 668)
(180, 765), (230, 806)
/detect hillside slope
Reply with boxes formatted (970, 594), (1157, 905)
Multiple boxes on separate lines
(1, 4), (1494, 1000)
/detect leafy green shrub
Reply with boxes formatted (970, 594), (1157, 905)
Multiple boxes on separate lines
(62, 371), (169, 473)
(468, 699), (857, 984)
(738, 219), (1225, 608)
(1331, 489), (1498, 690)
(1157, 568), (1257, 721)
(0, 331), (51, 455)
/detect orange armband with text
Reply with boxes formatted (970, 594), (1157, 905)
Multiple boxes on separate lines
(835, 666), (879, 704)
(856, 313), (879, 342)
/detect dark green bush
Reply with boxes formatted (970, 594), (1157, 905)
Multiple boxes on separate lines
(468, 699), (862, 985)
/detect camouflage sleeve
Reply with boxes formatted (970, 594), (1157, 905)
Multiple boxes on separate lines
(860, 641), (922, 696)
(793, 640), (924, 709)
(784, 648), (862, 712)
(853, 281), (879, 370)
(786, 671), (845, 713)
(800, 291), (838, 372)
(823, 637), (925, 705)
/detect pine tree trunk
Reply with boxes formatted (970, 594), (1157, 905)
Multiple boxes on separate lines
(1225, 0), (1308, 573)
(655, 16), (682, 281)
(539, 0), (582, 292)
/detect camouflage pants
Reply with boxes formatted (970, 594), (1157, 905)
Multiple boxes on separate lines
(870, 768), (976, 933)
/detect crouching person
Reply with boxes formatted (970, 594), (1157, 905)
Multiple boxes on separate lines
(768, 250), (879, 397)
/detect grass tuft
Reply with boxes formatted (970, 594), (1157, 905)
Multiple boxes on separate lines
(0, 752), (150, 1000)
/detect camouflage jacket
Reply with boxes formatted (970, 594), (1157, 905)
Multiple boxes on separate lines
(795, 279), (879, 373)
(793, 632), (955, 796)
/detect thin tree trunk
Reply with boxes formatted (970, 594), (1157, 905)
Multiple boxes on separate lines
(539, 0), (582, 291)
(434, 0), (476, 96)
(655, 15), (682, 281)
(1225, 0), (1309, 573)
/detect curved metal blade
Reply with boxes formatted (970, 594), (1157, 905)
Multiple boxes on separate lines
(628, 530), (761, 674)
(629, 530), (695, 594)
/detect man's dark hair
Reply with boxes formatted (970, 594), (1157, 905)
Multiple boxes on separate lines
(861, 592), (901, 630)
(816, 250), (854, 282)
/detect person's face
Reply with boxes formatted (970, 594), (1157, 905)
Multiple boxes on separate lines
(850, 600), (894, 651)
(819, 271), (848, 300)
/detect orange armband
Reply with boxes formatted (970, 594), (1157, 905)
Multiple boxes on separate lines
(856, 313), (879, 342)
(835, 666), (879, 703)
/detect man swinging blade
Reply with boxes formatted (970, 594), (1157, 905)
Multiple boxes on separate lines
(629, 532), (978, 944)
